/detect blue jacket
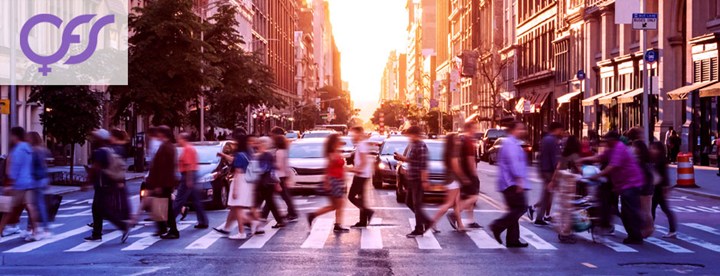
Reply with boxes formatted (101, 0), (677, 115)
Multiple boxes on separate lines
(8, 142), (34, 190)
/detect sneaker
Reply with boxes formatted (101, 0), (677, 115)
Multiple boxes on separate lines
(213, 227), (230, 235)
(121, 230), (130, 244)
(2, 226), (20, 237)
(662, 232), (677, 239)
(84, 235), (102, 242)
(446, 212), (458, 230)
(333, 224), (350, 233)
(19, 230), (31, 239)
(271, 223), (286, 229)
(285, 215), (299, 223)
(406, 230), (424, 238)
(527, 206), (535, 221)
(194, 224), (209, 229)
(160, 232), (179, 239)
(467, 222), (483, 229)
(228, 233), (247, 240)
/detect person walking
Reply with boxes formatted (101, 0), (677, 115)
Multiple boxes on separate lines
(146, 126), (179, 239)
(307, 134), (350, 233)
(27, 132), (51, 235)
(453, 121), (482, 229)
(254, 137), (286, 229)
(109, 129), (132, 223)
(262, 127), (298, 222)
(394, 126), (431, 238)
(530, 122), (563, 226)
(348, 126), (375, 228)
(171, 132), (208, 229)
(84, 129), (130, 243)
(489, 121), (530, 248)
(215, 134), (260, 239)
(581, 131), (646, 244)
(430, 133), (467, 232)
(0, 127), (43, 240)
(631, 140), (656, 239)
(649, 142), (678, 238)
(668, 131), (681, 163)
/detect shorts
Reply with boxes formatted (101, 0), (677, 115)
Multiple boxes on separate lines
(461, 176), (480, 197)
(11, 189), (35, 206)
(328, 177), (347, 198)
(446, 180), (460, 190)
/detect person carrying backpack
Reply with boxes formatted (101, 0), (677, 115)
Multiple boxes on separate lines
(28, 132), (51, 234)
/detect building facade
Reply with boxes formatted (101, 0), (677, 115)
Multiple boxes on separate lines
(380, 51), (399, 102)
(406, 0), (437, 109)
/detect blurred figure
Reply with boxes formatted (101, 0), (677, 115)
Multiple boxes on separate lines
(0, 127), (42, 240)
(456, 121), (482, 229)
(530, 122), (564, 226)
(109, 129), (131, 222)
(146, 126), (179, 239)
(172, 132), (208, 229)
(254, 137), (285, 229)
(307, 134), (349, 233)
(28, 132), (51, 234)
(430, 133), (466, 232)
(263, 127), (297, 222)
(649, 142), (677, 238)
(84, 129), (130, 243)
(632, 140), (656, 239)
(581, 131), (645, 244)
(215, 134), (259, 239)
(580, 136), (594, 157)
(394, 126), (431, 238)
(146, 127), (161, 165)
(348, 126), (374, 228)
(490, 121), (529, 248)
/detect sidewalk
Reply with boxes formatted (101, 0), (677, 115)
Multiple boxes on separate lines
(46, 165), (145, 196)
(668, 164), (720, 200)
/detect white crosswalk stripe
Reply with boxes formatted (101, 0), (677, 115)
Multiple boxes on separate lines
(240, 220), (281, 249)
(682, 223), (720, 236)
(0, 224), (64, 245)
(360, 218), (383, 249)
(655, 225), (720, 253)
(519, 226), (557, 250)
(466, 229), (506, 249)
(65, 225), (143, 252)
(614, 225), (692, 253)
(185, 223), (229, 250)
(122, 224), (191, 251)
(301, 217), (334, 249)
(409, 218), (441, 249)
(5, 225), (90, 253)
(575, 231), (637, 253)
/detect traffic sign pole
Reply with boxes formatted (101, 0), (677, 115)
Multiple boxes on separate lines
(639, 5), (652, 144)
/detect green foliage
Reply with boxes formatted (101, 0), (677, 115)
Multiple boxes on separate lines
(422, 110), (453, 134)
(318, 86), (352, 124)
(293, 105), (321, 132)
(29, 86), (102, 146)
(370, 100), (422, 128)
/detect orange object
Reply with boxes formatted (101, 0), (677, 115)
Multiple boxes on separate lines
(676, 153), (699, 188)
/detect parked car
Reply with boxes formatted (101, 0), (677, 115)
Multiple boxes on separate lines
(372, 137), (409, 189)
(395, 139), (447, 203)
(479, 128), (507, 160)
(140, 141), (236, 210)
(285, 131), (300, 142)
(288, 138), (327, 192)
(301, 130), (335, 139)
(483, 137), (533, 165)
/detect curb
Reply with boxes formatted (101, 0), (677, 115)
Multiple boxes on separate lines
(48, 175), (145, 196)
(674, 187), (720, 200)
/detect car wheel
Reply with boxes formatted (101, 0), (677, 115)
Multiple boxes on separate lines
(212, 184), (228, 210)
(372, 174), (383, 189)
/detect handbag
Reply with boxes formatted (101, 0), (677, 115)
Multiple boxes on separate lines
(144, 196), (168, 221)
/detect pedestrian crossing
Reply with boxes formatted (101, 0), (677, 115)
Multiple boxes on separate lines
(2, 214), (720, 256)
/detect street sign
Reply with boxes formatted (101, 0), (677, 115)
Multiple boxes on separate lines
(576, 70), (586, 80)
(632, 13), (658, 30)
(0, 99), (9, 114)
(644, 50), (657, 63)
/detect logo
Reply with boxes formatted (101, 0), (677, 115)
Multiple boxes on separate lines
(20, 14), (115, 76)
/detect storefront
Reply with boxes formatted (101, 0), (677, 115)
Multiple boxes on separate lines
(556, 91), (583, 137)
(517, 91), (552, 149)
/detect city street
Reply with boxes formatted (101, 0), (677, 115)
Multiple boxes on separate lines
(1, 162), (719, 275)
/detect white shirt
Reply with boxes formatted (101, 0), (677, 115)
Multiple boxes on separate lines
(147, 138), (161, 162)
(354, 141), (373, 178)
(274, 149), (290, 178)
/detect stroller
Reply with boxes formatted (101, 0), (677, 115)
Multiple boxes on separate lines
(554, 165), (605, 244)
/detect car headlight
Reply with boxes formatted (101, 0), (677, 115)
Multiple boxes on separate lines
(378, 162), (386, 170)
(197, 172), (218, 183)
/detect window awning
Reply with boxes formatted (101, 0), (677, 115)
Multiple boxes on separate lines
(700, 82), (720, 98)
(530, 92), (551, 113)
(667, 81), (717, 100)
(582, 93), (607, 106)
(557, 91), (583, 104)
(598, 89), (630, 105)
(617, 88), (644, 104)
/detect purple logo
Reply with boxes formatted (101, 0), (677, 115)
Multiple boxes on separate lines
(20, 14), (115, 76)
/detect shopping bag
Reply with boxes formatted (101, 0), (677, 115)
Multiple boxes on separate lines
(147, 196), (168, 221)
(0, 195), (12, 213)
(45, 194), (62, 222)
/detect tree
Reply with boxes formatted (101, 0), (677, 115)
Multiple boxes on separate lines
(202, 3), (284, 130)
(370, 100), (422, 129)
(476, 51), (512, 125)
(293, 105), (321, 132)
(318, 86), (352, 124)
(111, 0), (219, 127)
(422, 110), (453, 134)
(29, 86), (103, 184)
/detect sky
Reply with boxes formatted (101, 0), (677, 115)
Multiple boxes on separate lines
(328, 0), (407, 122)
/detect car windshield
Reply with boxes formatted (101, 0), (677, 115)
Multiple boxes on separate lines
(289, 143), (324, 158)
(302, 132), (332, 139)
(341, 137), (354, 148)
(486, 129), (506, 139)
(194, 146), (222, 164)
(381, 142), (408, 155)
(286, 133), (298, 139)
(426, 142), (444, 161)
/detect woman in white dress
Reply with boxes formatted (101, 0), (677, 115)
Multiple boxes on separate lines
(215, 134), (259, 240)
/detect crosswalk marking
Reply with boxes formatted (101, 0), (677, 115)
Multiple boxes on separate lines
(240, 220), (281, 249)
(60, 199), (78, 205)
(5, 225), (89, 253)
(519, 226), (557, 250)
(185, 223), (229, 250)
(122, 224), (191, 251)
(0, 224), (64, 245)
(65, 225), (143, 252)
(466, 229), (506, 249)
(655, 225), (720, 253)
(614, 225), (693, 253)
(301, 218), (334, 249)
(360, 218), (383, 249)
(59, 206), (91, 211)
(575, 231), (637, 253)
(682, 223), (720, 236)
(409, 218), (441, 250)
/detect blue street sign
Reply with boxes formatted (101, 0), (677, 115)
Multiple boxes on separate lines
(576, 70), (586, 80)
(645, 50), (657, 63)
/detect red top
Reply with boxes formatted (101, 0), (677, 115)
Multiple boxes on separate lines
(327, 155), (345, 178)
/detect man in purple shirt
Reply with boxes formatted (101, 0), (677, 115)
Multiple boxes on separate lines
(490, 121), (529, 248)
(583, 130), (645, 244)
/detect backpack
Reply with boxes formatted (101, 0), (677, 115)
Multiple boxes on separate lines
(102, 147), (127, 183)
(242, 153), (262, 184)
(31, 149), (49, 181)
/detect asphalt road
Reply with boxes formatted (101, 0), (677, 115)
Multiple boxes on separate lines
(1, 162), (719, 275)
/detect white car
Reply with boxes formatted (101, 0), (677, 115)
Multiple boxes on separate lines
(288, 138), (328, 191)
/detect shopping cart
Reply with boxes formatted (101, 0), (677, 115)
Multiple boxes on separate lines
(554, 165), (605, 244)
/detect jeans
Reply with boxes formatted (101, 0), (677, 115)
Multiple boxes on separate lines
(620, 187), (643, 240)
(33, 188), (49, 228)
(256, 184), (284, 224)
(405, 180), (429, 232)
(491, 186), (527, 244)
(262, 177), (296, 219)
(534, 172), (554, 220)
(652, 185), (677, 232)
(173, 172), (208, 226)
(348, 176), (372, 223)
(92, 188), (128, 237)
(155, 187), (178, 235)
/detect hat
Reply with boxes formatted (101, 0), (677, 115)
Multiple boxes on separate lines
(92, 129), (111, 141)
